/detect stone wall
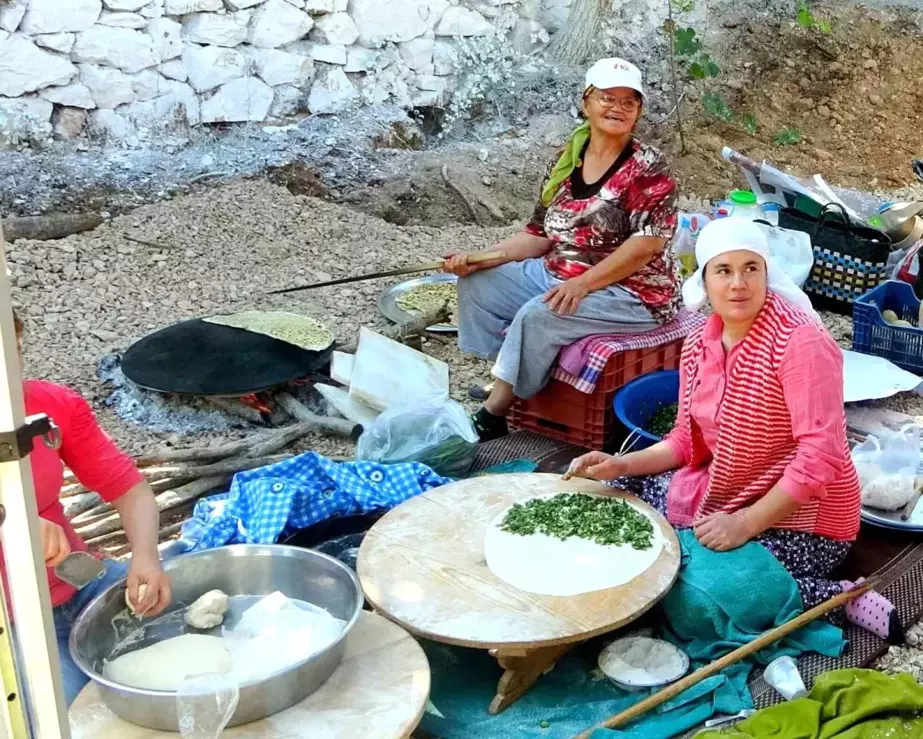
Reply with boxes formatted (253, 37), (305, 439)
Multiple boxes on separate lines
(0, 0), (574, 145)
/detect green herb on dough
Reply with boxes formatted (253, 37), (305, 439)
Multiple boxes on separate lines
(540, 720), (550, 729)
(500, 493), (655, 550)
(396, 283), (458, 324)
(647, 402), (679, 438)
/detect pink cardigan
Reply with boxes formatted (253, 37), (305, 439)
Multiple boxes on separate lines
(663, 294), (860, 541)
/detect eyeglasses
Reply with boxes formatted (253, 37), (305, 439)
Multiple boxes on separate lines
(592, 92), (641, 111)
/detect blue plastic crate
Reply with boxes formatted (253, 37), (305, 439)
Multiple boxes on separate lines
(613, 370), (680, 450)
(853, 280), (923, 376)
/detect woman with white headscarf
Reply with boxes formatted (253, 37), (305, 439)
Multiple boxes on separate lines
(568, 218), (901, 641)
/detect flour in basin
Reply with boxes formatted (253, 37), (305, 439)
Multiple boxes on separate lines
(484, 493), (664, 596)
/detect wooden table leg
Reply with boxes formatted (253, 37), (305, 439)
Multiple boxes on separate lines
(488, 643), (574, 714)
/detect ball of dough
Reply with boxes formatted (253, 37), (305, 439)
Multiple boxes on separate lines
(184, 589), (231, 630)
(861, 472), (916, 511)
(104, 634), (232, 692)
(125, 583), (148, 616)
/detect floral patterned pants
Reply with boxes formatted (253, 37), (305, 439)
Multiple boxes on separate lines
(616, 472), (851, 623)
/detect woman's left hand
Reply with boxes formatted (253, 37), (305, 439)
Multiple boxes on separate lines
(694, 511), (753, 552)
(542, 277), (591, 316)
(126, 556), (172, 618)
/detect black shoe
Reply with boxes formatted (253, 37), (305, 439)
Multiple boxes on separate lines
(471, 407), (509, 443)
(468, 381), (495, 401)
(886, 609), (906, 645)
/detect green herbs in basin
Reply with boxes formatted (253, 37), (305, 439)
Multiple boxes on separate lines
(500, 493), (654, 550)
(647, 402), (679, 438)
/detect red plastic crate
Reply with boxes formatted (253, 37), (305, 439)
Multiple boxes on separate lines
(509, 338), (685, 450)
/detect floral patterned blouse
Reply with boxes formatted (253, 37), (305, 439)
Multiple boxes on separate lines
(525, 137), (680, 323)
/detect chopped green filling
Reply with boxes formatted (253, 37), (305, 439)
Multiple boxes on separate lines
(500, 493), (654, 550)
(647, 402), (679, 438)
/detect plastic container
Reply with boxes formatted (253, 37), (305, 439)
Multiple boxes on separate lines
(761, 202), (781, 226)
(509, 339), (685, 450)
(727, 189), (764, 220)
(763, 656), (807, 700)
(613, 370), (680, 450)
(853, 280), (923, 375)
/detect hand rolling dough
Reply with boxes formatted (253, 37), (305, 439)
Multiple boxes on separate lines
(104, 634), (232, 691)
(185, 589), (231, 630)
(125, 583), (148, 617)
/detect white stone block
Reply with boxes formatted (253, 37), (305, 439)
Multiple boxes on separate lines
(201, 76), (273, 122)
(250, 47), (313, 86)
(312, 12), (357, 46)
(225, 0), (264, 9)
(159, 59), (187, 81)
(89, 108), (136, 140)
(415, 73), (445, 92)
(104, 0), (150, 10)
(0, 30), (8, 43)
(399, 38), (434, 71)
(147, 17), (182, 60)
(302, 0), (332, 10)
(248, 0), (313, 48)
(182, 43), (247, 91)
(349, 0), (445, 47)
(0, 36), (77, 97)
(0, 96), (55, 135)
(432, 39), (456, 75)
(268, 84), (302, 117)
(40, 82), (97, 108)
(183, 11), (251, 46)
(412, 88), (444, 107)
(140, 0), (166, 18)
(36, 33), (77, 54)
(79, 63), (135, 107)
(124, 79), (200, 126)
(73, 26), (158, 72)
(345, 47), (379, 73)
(307, 43), (346, 65)
(0, 0), (28, 34)
(98, 11), (149, 28)
(21, 0), (101, 34)
(436, 6), (492, 36)
(164, 0), (222, 12)
(52, 106), (89, 139)
(509, 18), (548, 53)
(131, 68), (167, 100)
(307, 66), (356, 113)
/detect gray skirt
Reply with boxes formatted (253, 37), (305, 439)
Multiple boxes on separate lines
(456, 258), (658, 398)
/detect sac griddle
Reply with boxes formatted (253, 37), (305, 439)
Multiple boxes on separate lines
(121, 317), (333, 396)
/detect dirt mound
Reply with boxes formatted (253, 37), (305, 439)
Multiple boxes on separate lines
(664, 4), (923, 199)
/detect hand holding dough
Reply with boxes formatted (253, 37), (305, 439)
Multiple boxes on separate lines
(125, 583), (148, 617)
(185, 589), (231, 630)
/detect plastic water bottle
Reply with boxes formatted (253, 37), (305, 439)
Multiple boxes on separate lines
(726, 190), (764, 221)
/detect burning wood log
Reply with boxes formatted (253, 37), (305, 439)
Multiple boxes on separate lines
(276, 394), (361, 439)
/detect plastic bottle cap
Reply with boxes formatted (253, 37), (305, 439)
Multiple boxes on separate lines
(729, 190), (757, 205)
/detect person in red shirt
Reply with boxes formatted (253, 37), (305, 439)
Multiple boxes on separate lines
(6, 309), (172, 704)
(567, 219), (901, 642)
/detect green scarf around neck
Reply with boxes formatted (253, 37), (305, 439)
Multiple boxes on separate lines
(540, 121), (591, 207)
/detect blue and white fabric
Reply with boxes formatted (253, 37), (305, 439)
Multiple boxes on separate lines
(180, 452), (451, 551)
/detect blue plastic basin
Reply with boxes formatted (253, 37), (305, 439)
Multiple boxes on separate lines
(613, 370), (680, 449)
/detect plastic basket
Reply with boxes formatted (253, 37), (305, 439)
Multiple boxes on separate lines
(508, 338), (684, 450)
(613, 370), (680, 450)
(853, 280), (923, 375)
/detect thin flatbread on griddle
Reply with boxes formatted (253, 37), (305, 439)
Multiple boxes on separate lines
(204, 311), (333, 352)
(396, 282), (457, 324)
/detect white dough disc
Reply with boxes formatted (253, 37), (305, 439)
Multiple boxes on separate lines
(104, 634), (232, 692)
(484, 496), (665, 597)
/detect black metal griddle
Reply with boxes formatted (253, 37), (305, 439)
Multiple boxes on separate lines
(121, 318), (333, 396)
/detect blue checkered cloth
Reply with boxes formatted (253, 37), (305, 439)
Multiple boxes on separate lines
(179, 452), (452, 551)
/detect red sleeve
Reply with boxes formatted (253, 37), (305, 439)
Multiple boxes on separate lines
(626, 152), (678, 240)
(778, 325), (848, 503)
(56, 388), (144, 503)
(663, 346), (693, 465)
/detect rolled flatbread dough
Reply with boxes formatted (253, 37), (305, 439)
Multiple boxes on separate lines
(484, 497), (665, 597)
(104, 634), (232, 691)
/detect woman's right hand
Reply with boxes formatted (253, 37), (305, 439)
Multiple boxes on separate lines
(442, 252), (480, 277)
(564, 451), (629, 481)
(40, 519), (71, 568)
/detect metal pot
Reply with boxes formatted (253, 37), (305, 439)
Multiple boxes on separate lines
(69, 545), (363, 731)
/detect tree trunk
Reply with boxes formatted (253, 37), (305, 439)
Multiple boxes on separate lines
(550, 0), (610, 65)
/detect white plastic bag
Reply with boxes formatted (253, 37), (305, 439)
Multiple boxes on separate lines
(177, 672), (239, 739)
(852, 424), (921, 511)
(754, 222), (814, 287)
(356, 400), (478, 478)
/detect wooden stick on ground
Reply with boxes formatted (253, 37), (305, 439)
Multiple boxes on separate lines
(575, 579), (878, 738)
(276, 393), (361, 440)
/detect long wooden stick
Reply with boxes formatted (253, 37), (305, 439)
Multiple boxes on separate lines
(576, 579), (878, 738)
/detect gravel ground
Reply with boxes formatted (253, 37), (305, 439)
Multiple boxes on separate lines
(9, 178), (513, 457)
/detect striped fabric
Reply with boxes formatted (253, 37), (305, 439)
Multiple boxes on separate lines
(675, 294), (861, 541)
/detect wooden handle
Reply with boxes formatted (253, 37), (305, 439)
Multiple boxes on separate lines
(421, 250), (507, 270)
(575, 579), (877, 738)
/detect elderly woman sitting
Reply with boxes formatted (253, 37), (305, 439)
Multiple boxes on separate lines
(568, 218), (902, 642)
(444, 58), (679, 441)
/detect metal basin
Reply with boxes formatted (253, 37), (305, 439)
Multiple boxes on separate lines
(69, 545), (363, 731)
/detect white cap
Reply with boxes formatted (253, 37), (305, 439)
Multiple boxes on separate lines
(585, 58), (645, 98)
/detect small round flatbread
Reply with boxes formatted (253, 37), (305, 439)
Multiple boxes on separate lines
(204, 311), (333, 352)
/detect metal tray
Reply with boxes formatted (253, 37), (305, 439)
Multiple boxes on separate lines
(861, 504), (923, 533)
(378, 273), (458, 334)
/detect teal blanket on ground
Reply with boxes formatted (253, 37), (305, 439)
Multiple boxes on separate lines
(419, 530), (846, 739)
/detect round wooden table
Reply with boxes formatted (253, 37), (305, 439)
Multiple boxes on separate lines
(357, 473), (680, 714)
(68, 611), (430, 739)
